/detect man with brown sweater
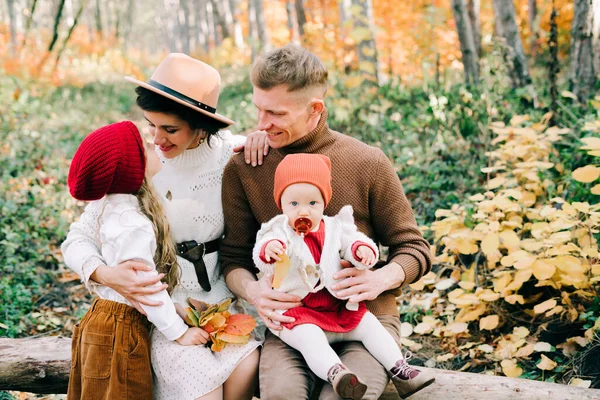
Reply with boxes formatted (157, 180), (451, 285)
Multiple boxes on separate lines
(221, 44), (432, 399)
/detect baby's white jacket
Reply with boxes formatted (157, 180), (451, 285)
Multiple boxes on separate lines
(252, 205), (379, 300)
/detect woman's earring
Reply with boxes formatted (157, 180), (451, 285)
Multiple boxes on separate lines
(198, 131), (206, 146)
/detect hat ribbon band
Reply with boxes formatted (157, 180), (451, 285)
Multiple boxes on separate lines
(148, 79), (217, 114)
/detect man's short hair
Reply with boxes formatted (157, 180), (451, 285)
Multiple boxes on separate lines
(251, 44), (328, 94)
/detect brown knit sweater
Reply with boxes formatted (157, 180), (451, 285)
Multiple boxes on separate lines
(221, 110), (431, 316)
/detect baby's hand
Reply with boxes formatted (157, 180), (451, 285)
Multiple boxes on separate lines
(176, 327), (210, 346)
(356, 246), (376, 266)
(265, 240), (286, 262)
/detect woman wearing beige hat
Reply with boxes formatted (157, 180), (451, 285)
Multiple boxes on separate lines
(62, 53), (264, 400)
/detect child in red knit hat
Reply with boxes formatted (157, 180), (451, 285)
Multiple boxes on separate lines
(253, 153), (434, 400)
(65, 121), (208, 400)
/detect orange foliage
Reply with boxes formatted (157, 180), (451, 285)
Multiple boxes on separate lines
(0, 0), (580, 87)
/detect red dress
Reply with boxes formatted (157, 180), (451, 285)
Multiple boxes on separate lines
(262, 221), (368, 332)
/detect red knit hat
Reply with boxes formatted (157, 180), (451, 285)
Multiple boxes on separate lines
(273, 154), (332, 209)
(68, 121), (146, 201)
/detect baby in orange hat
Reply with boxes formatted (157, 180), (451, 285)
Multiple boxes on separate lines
(253, 154), (434, 400)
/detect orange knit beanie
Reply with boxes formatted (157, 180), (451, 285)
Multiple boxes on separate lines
(273, 153), (332, 209)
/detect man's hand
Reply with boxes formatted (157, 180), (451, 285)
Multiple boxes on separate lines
(331, 261), (406, 306)
(232, 130), (270, 167)
(245, 273), (302, 331)
(92, 261), (168, 315)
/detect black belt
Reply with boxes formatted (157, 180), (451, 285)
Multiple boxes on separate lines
(176, 239), (220, 292)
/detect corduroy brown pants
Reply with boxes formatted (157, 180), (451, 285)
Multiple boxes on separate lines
(67, 298), (153, 400)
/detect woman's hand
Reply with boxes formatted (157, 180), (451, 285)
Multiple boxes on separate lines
(176, 327), (211, 346)
(233, 130), (270, 167)
(92, 261), (168, 315)
(245, 274), (302, 331)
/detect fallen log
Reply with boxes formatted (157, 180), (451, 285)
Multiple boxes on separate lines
(0, 337), (599, 399)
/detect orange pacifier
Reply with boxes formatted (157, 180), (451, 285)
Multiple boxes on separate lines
(294, 218), (312, 236)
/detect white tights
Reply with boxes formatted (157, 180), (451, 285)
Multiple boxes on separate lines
(278, 311), (402, 381)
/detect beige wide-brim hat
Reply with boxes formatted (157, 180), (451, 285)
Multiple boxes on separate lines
(125, 53), (234, 126)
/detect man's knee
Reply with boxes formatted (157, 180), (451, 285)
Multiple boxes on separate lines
(259, 331), (315, 399)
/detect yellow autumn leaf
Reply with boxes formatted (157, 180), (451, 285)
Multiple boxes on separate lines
(591, 184), (600, 195)
(487, 176), (506, 190)
(477, 289), (501, 302)
(456, 304), (487, 322)
(436, 353), (455, 362)
(534, 299), (557, 314)
(457, 238), (479, 255)
(501, 359), (523, 378)
(515, 343), (535, 358)
(478, 344), (494, 353)
(446, 322), (469, 334)
(479, 315), (499, 330)
(513, 326), (530, 338)
(505, 294), (525, 304)
(481, 233), (500, 255)
(572, 165), (600, 183)
(532, 260), (556, 280)
(499, 230), (520, 249)
(537, 354), (557, 370)
(569, 378), (592, 388)
(534, 342), (552, 352)
(581, 137), (600, 150)
(413, 322), (433, 335)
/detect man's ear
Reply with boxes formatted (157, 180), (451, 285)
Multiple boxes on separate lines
(309, 99), (325, 116)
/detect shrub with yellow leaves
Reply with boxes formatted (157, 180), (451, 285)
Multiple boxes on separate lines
(406, 114), (599, 381)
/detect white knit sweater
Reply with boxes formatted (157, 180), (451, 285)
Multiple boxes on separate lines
(61, 131), (247, 338)
(252, 205), (379, 300)
(61, 193), (188, 341)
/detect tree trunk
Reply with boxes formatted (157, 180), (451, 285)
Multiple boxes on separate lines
(467, 0), (482, 57)
(528, 0), (539, 55)
(207, 0), (221, 48)
(47, 0), (66, 52)
(350, 0), (379, 85)
(229, 0), (244, 49)
(5, 0), (17, 56)
(248, 0), (258, 61)
(295, 0), (307, 40)
(94, 0), (102, 38)
(451, 0), (479, 85)
(493, 0), (536, 106)
(180, 0), (191, 54)
(54, 0), (89, 69)
(197, 0), (209, 54)
(252, 0), (271, 53)
(286, 0), (299, 43)
(2, 337), (600, 399)
(569, 0), (597, 105)
(209, 0), (231, 39)
(20, 0), (39, 51)
(593, 0), (600, 75)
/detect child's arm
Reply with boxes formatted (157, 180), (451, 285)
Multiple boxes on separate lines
(252, 215), (290, 276)
(100, 199), (189, 342)
(337, 206), (380, 270)
(61, 200), (107, 291)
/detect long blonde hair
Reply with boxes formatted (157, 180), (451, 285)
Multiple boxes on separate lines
(136, 177), (180, 294)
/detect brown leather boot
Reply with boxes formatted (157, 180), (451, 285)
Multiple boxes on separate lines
(327, 363), (368, 400)
(389, 357), (435, 399)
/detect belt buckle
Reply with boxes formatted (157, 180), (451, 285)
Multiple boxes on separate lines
(198, 242), (206, 258)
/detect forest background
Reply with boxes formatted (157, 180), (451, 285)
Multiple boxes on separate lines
(1, 0), (600, 398)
